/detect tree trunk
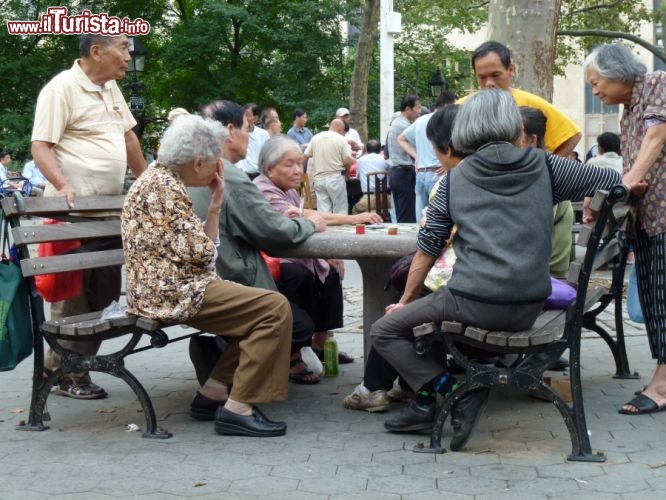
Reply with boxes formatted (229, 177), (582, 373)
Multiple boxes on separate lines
(349, 0), (380, 144)
(488, 0), (562, 100)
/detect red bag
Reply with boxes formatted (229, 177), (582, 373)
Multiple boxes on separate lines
(34, 219), (83, 302)
(260, 251), (281, 281)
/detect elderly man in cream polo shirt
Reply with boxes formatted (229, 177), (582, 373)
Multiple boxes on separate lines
(31, 34), (147, 400)
(304, 118), (355, 214)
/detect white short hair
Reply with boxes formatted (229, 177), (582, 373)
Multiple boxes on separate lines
(158, 115), (228, 168)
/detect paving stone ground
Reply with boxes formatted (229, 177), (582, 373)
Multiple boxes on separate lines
(0, 263), (663, 499)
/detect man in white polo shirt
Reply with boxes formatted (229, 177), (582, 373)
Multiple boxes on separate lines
(31, 34), (147, 400)
(304, 119), (354, 214)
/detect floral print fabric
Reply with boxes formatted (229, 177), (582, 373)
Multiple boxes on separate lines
(621, 72), (666, 237)
(121, 162), (218, 322)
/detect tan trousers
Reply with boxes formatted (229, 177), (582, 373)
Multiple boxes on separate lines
(185, 280), (292, 404)
(44, 262), (122, 385)
(353, 194), (393, 214)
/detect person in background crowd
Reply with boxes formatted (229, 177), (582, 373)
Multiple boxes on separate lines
(235, 103), (270, 178)
(287, 108), (313, 151)
(397, 91), (457, 217)
(386, 95), (422, 223)
(304, 119), (355, 215)
(586, 132), (623, 175)
(265, 117), (282, 136)
(335, 107), (363, 157)
(352, 139), (391, 215)
(21, 159), (47, 195)
(259, 106), (279, 129)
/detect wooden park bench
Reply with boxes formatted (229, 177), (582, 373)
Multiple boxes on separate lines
(1, 193), (203, 439)
(411, 186), (632, 462)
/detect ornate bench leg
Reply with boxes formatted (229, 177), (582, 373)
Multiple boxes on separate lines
(413, 404), (448, 454)
(562, 352), (606, 463)
(114, 367), (172, 439)
(16, 350), (53, 433)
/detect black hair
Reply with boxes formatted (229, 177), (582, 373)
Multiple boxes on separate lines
(471, 40), (512, 70)
(200, 100), (245, 128)
(79, 34), (115, 58)
(400, 94), (420, 112)
(245, 102), (261, 117)
(293, 107), (307, 120)
(519, 106), (547, 149)
(596, 132), (621, 155)
(365, 139), (382, 154)
(425, 104), (465, 157)
(435, 91), (458, 108)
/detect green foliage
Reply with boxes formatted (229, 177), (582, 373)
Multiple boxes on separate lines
(392, 0), (487, 103)
(557, 0), (656, 73)
(152, 0), (356, 135)
(0, 0), (660, 157)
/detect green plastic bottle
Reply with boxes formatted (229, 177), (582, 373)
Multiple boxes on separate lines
(323, 333), (339, 377)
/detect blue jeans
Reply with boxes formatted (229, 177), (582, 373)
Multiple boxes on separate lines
(415, 171), (439, 218)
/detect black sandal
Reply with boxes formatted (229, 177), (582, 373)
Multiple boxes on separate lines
(312, 347), (354, 364)
(289, 360), (320, 385)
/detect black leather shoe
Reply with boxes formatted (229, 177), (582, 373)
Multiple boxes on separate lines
(252, 406), (286, 426)
(523, 353), (569, 372)
(384, 399), (435, 433)
(190, 391), (226, 421)
(214, 406), (286, 437)
(449, 388), (490, 451)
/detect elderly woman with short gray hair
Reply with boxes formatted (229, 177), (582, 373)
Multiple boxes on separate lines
(369, 89), (621, 450)
(122, 114), (292, 437)
(254, 135), (382, 366)
(584, 43), (666, 415)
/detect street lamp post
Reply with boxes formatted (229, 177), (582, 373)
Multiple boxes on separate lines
(125, 37), (147, 138)
(428, 68), (446, 98)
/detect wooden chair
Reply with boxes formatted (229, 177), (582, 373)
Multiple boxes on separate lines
(298, 172), (315, 210)
(365, 171), (391, 222)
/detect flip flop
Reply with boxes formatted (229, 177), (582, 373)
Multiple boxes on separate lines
(618, 393), (666, 415)
(289, 360), (320, 385)
(312, 347), (354, 364)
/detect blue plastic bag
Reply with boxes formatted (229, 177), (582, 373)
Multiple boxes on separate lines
(627, 266), (645, 323)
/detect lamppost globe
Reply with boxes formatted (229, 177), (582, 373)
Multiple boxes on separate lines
(128, 36), (147, 77)
(124, 37), (148, 139)
(428, 68), (446, 98)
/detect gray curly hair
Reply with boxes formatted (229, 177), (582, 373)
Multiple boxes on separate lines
(157, 114), (228, 170)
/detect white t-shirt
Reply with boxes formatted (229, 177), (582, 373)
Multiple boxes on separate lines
(236, 126), (270, 174)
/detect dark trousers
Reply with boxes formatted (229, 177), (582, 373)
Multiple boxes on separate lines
(278, 263), (343, 331)
(389, 166), (416, 223)
(371, 286), (543, 391)
(634, 228), (666, 364)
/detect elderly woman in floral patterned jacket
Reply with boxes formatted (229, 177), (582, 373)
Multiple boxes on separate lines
(121, 114), (291, 437)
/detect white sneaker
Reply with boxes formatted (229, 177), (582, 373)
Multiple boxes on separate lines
(386, 380), (414, 403)
(343, 384), (390, 413)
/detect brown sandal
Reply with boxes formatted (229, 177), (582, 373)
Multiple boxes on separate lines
(55, 382), (108, 400)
